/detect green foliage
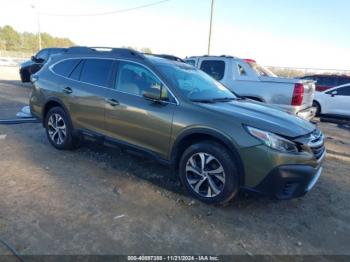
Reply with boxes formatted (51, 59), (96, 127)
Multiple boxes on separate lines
(140, 47), (152, 54)
(0, 25), (74, 52)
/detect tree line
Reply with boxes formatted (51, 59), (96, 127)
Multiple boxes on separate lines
(0, 25), (74, 52)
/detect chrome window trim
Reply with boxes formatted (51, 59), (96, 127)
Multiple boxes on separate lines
(49, 57), (179, 105)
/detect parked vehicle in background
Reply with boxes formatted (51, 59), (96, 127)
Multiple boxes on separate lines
(0, 57), (18, 67)
(19, 48), (66, 82)
(185, 56), (316, 121)
(29, 46), (325, 204)
(313, 83), (350, 117)
(300, 74), (350, 92)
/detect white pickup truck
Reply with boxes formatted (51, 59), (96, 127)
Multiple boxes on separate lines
(185, 56), (316, 120)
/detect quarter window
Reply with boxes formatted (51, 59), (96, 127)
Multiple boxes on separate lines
(200, 60), (225, 80)
(116, 62), (171, 101)
(80, 59), (113, 87)
(52, 59), (81, 77)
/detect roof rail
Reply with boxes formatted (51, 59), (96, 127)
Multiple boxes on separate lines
(145, 53), (185, 63)
(65, 46), (144, 59)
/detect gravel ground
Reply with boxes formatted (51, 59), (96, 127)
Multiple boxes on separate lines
(0, 66), (349, 256)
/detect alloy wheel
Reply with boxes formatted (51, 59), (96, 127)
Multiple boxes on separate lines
(185, 152), (226, 198)
(47, 113), (67, 145)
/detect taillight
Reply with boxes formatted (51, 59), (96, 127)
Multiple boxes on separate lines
(291, 83), (304, 106)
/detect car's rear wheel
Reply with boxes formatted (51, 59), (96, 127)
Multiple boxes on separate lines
(45, 107), (80, 150)
(179, 141), (240, 205)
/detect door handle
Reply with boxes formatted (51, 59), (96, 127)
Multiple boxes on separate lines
(105, 98), (120, 106)
(63, 87), (73, 94)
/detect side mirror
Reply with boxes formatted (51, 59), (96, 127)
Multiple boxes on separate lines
(31, 56), (36, 61)
(35, 58), (45, 64)
(143, 88), (161, 101)
(331, 90), (338, 97)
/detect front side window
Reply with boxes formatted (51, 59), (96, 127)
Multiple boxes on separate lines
(80, 59), (113, 87)
(157, 63), (236, 101)
(52, 59), (81, 77)
(200, 60), (225, 80)
(334, 86), (350, 96)
(116, 62), (171, 101)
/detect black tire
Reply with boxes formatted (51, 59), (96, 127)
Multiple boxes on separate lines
(179, 141), (240, 205)
(313, 101), (321, 116)
(45, 106), (80, 150)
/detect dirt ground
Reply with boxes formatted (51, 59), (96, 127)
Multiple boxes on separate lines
(0, 66), (349, 256)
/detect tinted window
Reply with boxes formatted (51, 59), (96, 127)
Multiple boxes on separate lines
(317, 76), (336, 86)
(116, 62), (172, 101)
(186, 60), (196, 66)
(335, 86), (350, 96)
(80, 59), (113, 87)
(200, 60), (225, 80)
(52, 59), (81, 77)
(69, 60), (84, 80)
(337, 77), (350, 86)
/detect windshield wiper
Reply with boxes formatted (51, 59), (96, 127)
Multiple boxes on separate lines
(190, 99), (216, 103)
(212, 97), (236, 102)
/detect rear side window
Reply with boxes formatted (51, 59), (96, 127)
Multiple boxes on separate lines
(237, 64), (247, 76)
(80, 59), (113, 87)
(69, 60), (84, 80)
(52, 59), (81, 77)
(200, 60), (225, 80)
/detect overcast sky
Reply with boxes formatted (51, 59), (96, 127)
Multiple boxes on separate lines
(1, 0), (350, 70)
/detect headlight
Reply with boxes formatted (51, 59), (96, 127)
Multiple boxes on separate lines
(246, 126), (298, 153)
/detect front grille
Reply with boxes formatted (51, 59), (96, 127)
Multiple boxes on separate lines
(311, 144), (325, 160)
(308, 129), (325, 160)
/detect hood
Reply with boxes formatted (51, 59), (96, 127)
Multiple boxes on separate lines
(199, 99), (315, 138)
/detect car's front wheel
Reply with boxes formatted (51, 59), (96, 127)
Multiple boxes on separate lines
(45, 107), (79, 150)
(313, 101), (321, 116)
(179, 141), (240, 205)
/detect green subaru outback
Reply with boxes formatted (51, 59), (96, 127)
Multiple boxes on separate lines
(29, 47), (326, 204)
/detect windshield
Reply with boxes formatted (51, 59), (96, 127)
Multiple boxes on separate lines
(156, 63), (237, 101)
(246, 61), (276, 77)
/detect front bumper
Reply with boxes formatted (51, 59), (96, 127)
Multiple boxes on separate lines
(249, 162), (324, 200)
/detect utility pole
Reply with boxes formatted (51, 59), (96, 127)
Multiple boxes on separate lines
(207, 0), (215, 55)
(31, 4), (42, 50)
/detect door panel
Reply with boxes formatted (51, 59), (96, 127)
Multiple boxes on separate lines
(325, 86), (350, 116)
(104, 61), (176, 159)
(104, 91), (176, 158)
(62, 58), (114, 134)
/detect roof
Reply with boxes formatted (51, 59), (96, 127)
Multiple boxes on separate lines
(187, 55), (238, 59)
